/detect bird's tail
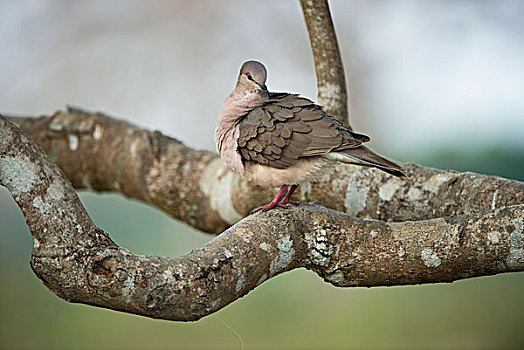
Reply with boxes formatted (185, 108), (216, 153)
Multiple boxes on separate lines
(324, 146), (406, 177)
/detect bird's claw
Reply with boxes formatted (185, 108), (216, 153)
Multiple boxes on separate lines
(281, 200), (300, 206)
(250, 201), (300, 214)
(250, 203), (286, 214)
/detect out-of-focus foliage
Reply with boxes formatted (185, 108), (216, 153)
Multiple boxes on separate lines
(405, 147), (524, 181)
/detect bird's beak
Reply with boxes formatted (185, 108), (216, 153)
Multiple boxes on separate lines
(259, 84), (268, 93)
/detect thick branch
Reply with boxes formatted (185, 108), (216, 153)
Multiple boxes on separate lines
(300, 0), (350, 127)
(2, 116), (523, 321)
(9, 109), (524, 235)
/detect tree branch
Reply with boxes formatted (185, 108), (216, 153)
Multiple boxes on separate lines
(2, 116), (523, 321)
(8, 109), (524, 235)
(3, 0), (522, 323)
(300, 0), (350, 127)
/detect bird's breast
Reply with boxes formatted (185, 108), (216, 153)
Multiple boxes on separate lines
(216, 124), (244, 176)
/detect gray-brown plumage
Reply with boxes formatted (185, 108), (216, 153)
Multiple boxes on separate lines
(216, 60), (405, 212)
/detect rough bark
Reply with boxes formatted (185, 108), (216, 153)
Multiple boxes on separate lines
(8, 109), (524, 235)
(3, 1), (524, 324)
(2, 116), (523, 321)
(300, 0), (350, 127)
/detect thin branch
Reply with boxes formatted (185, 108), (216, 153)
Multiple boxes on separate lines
(2, 116), (523, 321)
(8, 109), (524, 235)
(300, 0), (350, 127)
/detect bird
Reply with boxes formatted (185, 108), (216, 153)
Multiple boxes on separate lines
(216, 60), (405, 213)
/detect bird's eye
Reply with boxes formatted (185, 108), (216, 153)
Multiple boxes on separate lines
(246, 72), (254, 81)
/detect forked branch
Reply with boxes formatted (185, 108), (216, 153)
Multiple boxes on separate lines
(1, 116), (522, 321)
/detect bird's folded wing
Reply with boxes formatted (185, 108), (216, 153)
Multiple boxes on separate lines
(237, 93), (368, 169)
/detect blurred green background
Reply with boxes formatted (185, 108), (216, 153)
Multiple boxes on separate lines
(2, 1), (524, 349)
(1, 150), (523, 350)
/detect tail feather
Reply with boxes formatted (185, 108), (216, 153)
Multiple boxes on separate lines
(324, 146), (406, 177)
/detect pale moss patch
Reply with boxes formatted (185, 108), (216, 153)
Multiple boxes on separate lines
(304, 226), (333, 267)
(269, 235), (294, 275)
(344, 172), (370, 216)
(421, 248), (441, 268)
(235, 268), (245, 292)
(423, 173), (452, 194)
(379, 177), (402, 201)
(507, 218), (523, 268)
(68, 134), (78, 151)
(0, 156), (39, 198)
(487, 231), (500, 244)
(318, 83), (343, 112)
(259, 242), (270, 251)
(407, 187), (422, 201)
(325, 271), (345, 285)
(93, 124), (103, 140)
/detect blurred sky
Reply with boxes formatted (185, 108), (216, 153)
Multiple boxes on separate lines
(1, 0), (523, 155)
(1, 1), (524, 349)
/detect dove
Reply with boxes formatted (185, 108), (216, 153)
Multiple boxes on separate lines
(216, 60), (405, 213)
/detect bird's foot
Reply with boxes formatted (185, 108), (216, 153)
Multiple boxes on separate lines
(277, 184), (300, 207)
(250, 202), (287, 214)
(280, 200), (300, 206)
(250, 184), (300, 214)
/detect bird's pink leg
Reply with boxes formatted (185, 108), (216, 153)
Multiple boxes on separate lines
(279, 184), (300, 206)
(251, 185), (289, 213)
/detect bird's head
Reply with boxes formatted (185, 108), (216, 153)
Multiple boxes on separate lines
(236, 60), (268, 94)
(218, 60), (269, 125)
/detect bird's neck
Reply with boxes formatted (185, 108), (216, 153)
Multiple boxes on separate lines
(216, 88), (267, 152)
(220, 88), (267, 121)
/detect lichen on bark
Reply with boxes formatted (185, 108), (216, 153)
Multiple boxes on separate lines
(2, 111), (524, 322)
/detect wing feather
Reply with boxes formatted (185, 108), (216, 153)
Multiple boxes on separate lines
(237, 94), (369, 169)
